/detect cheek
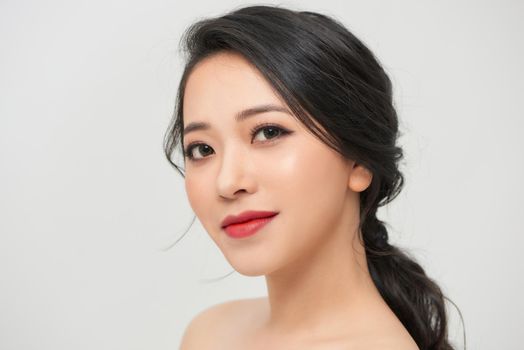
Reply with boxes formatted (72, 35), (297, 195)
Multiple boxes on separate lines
(184, 172), (211, 220)
(283, 146), (348, 242)
(265, 139), (350, 254)
(262, 137), (349, 210)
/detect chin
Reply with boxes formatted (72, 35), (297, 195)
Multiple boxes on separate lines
(234, 268), (266, 277)
(222, 262), (265, 276)
(216, 230), (287, 277)
(225, 254), (280, 277)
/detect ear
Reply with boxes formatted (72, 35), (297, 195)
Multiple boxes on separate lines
(348, 162), (373, 192)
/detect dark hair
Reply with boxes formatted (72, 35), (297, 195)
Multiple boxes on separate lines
(164, 4), (465, 350)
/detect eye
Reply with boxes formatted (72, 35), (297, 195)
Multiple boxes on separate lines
(250, 123), (289, 143)
(183, 123), (292, 162)
(183, 143), (214, 161)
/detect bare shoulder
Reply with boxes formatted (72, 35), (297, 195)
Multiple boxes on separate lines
(357, 327), (420, 350)
(345, 308), (420, 350)
(179, 297), (265, 350)
(178, 300), (237, 350)
(372, 336), (420, 350)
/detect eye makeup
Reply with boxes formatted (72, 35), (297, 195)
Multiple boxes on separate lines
(183, 122), (292, 162)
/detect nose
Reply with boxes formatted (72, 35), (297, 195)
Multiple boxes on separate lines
(216, 143), (256, 200)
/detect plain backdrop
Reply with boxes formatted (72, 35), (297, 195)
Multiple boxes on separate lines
(1, 0), (523, 349)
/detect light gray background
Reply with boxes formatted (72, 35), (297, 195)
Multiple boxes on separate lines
(1, 0), (522, 349)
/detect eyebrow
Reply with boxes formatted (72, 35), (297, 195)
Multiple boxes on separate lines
(183, 104), (291, 137)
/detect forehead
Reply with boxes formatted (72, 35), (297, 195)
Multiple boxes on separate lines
(183, 52), (284, 123)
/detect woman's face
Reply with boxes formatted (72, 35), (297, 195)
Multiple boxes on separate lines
(182, 51), (363, 276)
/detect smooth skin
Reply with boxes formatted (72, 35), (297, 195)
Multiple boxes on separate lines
(180, 51), (419, 350)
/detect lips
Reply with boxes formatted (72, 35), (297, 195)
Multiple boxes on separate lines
(221, 210), (279, 228)
(223, 215), (277, 239)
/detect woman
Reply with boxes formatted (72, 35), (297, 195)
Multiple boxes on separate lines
(164, 5), (461, 350)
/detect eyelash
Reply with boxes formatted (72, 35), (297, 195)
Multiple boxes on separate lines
(183, 122), (291, 162)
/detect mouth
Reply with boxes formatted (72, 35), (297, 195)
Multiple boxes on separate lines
(221, 210), (279, 228)
(222, 213), (278, 239)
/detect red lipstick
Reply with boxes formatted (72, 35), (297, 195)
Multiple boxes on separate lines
(221, 210), (279, 239)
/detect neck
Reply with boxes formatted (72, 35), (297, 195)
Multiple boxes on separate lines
(262, 208), (386, 338)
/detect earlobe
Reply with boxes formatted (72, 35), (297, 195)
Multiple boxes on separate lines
(348, 163), (373, 192)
